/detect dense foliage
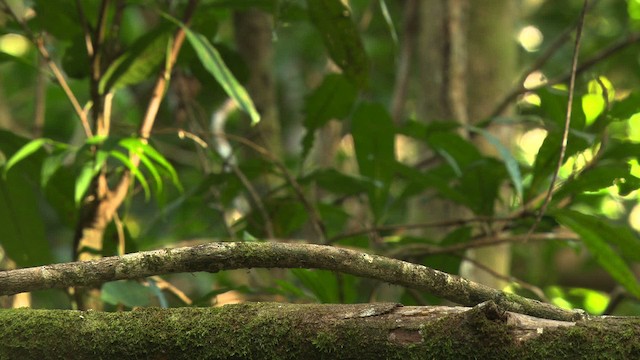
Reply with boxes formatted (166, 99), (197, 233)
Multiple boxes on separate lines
(0, 0), (639, 315)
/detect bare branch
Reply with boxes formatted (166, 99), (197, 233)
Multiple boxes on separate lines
(330, 215), (517, 243)
(387, 232), (579, 258)
(0, 242), (582, 321)
(528, 0), (588, 238)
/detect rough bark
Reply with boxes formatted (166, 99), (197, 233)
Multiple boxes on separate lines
(1, 302), (638, 359)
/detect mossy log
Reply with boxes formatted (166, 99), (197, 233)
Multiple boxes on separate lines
(1, 302), (639, 360)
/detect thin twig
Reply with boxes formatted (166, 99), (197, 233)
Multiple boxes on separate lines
(329, 215), (517, 243)
(217, 132), (328, 243)
(457, 255), (549, 302)
(490, 0), (599, 118)
(0, 0), (93, 137)
(388, 232), (578, 258)
(228, 159), (276, 238)
(490, 21), (576, 118)
(149, 276), (193, 305)
(113, 212), (126, 256)
(139, 0), (199, 140)
(90, 0), (111, 136)
(527, 1), (588, 239)
(74, 0), (94, 57)
(493, 31), (640, 118)
(545, 32), (640, 88)
(33, 55), (46, 136)
(390, 0), (418, 124)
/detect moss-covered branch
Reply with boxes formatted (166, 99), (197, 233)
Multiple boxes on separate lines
(1, 302), (638, 359)
(0, 242), (581, 321)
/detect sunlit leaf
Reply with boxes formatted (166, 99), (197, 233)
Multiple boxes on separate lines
(74, 162), (96, 205)
(529, 130), (592, 198)
(109, 151), (151, 200)
(158, 12), (263, 125)
(582, 93), (605, 126)
(119, 137), (182, 192)
(3, 138), (48, 176)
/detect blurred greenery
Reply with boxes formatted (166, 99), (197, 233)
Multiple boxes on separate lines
(0, 0), (639, 317)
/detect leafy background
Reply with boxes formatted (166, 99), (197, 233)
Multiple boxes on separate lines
(0, 0), (639, 315)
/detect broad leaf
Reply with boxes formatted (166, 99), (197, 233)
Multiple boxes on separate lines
(456, 158), (506, 216)
(102, 280), (152, 307)
(0, 173), (52, 267)
(426, 132), (482, 175)
(469, 126), (523, 200)
(553, 209), (640, 298)
(351, 102), (395, 220)
(307, 0), (370, 88)
(179, 25), (260, 125)
(529, 129), (592, 198)
(109, 151), (151, 200)
(100, 26), (173, 94)
(302, 74), (357, 159)
(553, 163), (640, 201)
(74, 162), (97, 205)
(3, 138), (48, 176)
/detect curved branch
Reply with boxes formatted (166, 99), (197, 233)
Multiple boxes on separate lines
(0, 242), (582, 321)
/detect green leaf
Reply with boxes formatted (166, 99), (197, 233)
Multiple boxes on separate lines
(102, 280), (152, 307)
(291, 269), (339, 303)
(426, 132), (482, 174)
(164, 13), (260, 125)
(40, 149), (69, 187)
(118, 139), (162, 196)
(536, 87), (586, 130)
(3, 138), (48, 176)
(351, 102), (395, 220)
(32, 0), (83, 40)
(394, 162), (465, 204)
(100, 26), (173, 94)
(74, 162), (97, 205)
(109, 151), (151, 201)
(119, 138), (182, 192)
(553, 209), (640, 298)
(582, 93), (605, 126)
(306, 0), (370, 88)
(301, 168), (375, 196)
(270, 200), (308, 236)
(62, 36), (90, 79)
(553, 163), (637, 201)
(468, 126), (523, 200)
(608, 93), (640, 121)
(302, 74), (357, 159)
(456, 158), (506, 216)
(529, 130), (592, 198)
(0, 173), (52, 267)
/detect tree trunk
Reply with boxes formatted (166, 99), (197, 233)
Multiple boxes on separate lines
(414, 0), (517, 290)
